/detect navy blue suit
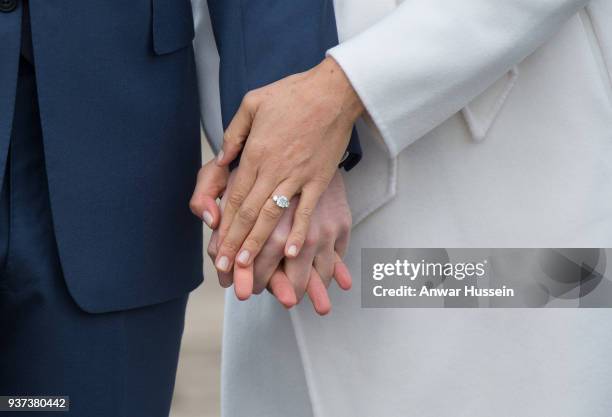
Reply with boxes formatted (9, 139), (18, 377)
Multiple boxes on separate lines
(1, 1), (198, 415)
(1, 0), (202, 314)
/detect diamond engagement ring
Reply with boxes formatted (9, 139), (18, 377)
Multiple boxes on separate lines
(272, 195), (290, 209)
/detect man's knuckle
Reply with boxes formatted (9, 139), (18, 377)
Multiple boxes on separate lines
(242, 91), (259, 108)
(304, 233), (319, 248)
(270, 233), (286, 250)
(320, 225), (335, 240)
(341, 217), (352, 231)
(345, 210), (353, 226)
(188, 199), (200, 214)
(207, 240), (218, 257)
(196, 166), (207, 180)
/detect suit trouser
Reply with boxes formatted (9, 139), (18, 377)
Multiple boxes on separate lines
(0, 57), (188, 417)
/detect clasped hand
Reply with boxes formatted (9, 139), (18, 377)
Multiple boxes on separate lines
(190, 57), (363, 313)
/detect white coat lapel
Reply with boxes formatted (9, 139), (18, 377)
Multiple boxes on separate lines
(462, 66), (520, 142)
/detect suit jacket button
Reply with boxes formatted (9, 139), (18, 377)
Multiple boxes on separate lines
(0, 0), (17, 12)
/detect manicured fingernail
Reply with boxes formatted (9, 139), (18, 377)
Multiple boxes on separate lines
(202, 211), (213, 228)
(287, 245), (298, 257)
(237, 250), (250, 265)
(217, 150), (224, 163)
(216, 256), (229, 271)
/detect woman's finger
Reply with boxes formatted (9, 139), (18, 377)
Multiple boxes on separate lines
(215, 164), (257, 254)
(333, 253), (352, 291)
(216, 92), (259, 166)
(285, 184), (325, 258)
(313, 241), (336, 288)
(189, 161), (229, 229)
(215, 174), (283, 272)
(232, 262), (254, 301)
(235, 183), (300, 268)
(306, 269), (332, 316)
(268, 269), (297, 309)
(252, 213), (293, 294)
(284, 232), (318, 302)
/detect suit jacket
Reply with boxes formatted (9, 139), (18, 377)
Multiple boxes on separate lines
(0, 0), (202, 313)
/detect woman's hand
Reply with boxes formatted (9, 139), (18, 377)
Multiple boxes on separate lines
(207, 171), (353, 315)
(190, 160), (353, 314)
(213, 57), (364, 273)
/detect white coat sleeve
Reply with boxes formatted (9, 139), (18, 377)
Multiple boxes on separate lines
(328, 0), (589, 158)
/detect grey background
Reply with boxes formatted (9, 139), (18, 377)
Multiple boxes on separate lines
(170, 141), (223, 417)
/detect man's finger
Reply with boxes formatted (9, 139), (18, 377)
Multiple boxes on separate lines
(218, 270), (233, 288)
(251, 232), (286, 295)
(252, 209), (293, 294)
(189, 161), (229, 229)
(268, 269), (297, 309)
(334, 223), (351, 258)
(333, 253), (352, 291)
(208, 232), (233, 287)
(313, 241), (335, 288)
(284, 236), (317, 302)
(306, 269), (331, 316)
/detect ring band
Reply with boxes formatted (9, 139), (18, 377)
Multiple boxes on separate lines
(272, 195), (290, 208)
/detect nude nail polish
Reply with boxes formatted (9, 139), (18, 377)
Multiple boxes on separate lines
(237, 250), (250, 264)
(217, 256), (229, 271)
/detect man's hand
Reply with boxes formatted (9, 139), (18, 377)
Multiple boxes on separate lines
(213, 57), (364, 274)
(189, 159), (229, 229)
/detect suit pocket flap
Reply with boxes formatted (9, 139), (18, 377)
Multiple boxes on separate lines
(152, 0), (195, 55)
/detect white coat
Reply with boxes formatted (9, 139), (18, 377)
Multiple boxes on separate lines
(193, 0), (612, 415)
